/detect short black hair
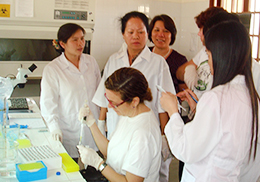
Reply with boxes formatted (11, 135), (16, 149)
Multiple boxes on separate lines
(148, 14), (177, 45)
(120, 11), (149, 34)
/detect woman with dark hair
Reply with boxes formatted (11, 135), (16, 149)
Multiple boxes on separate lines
(149, 14), (188, 182)
(160, 21), (260, 181)
(78, 67), (162, 182)
(176, 7), (226, 99)
(92, 11), (175, 140)
(149, 14), (188, 93)
(40, 23), (101, 162)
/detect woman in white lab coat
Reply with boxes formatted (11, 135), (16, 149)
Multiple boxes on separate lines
(40, 23), (101, 161)
(160, 21), (260, 181)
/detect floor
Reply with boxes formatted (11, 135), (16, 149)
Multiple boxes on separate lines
(169, 159), (180, 182)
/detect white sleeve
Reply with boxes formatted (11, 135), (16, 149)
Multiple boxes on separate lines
(158, 59), (176, 113)
(92, 58), (110, 108)
(40, 65), (60, 132)
(165, 92), (222, 163)
(192, 47), (206, 67)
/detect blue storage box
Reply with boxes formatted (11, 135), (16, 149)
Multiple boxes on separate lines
(16, 161), (47, 182)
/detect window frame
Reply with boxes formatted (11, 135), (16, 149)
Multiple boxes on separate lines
(209, 0), (260, 62)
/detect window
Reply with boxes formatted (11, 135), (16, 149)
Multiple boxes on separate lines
(210, 0), (260, 62)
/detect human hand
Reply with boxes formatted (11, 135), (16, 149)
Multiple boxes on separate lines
(184, 65), (198, 89)
(78, 105), (96, 127)
(98, 120), (106, 136)
(78, 104), (89, 125)
(177, 89), (198, 112)
(51, 129), (62, 142)
(77, 145), (103, 170)
(160, 92), (179, 116)
(161, 135), (174, 161)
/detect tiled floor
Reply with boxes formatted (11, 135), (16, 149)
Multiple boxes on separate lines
(169, 159), (180, 182)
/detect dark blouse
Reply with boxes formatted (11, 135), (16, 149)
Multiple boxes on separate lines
(149, 47), (188, 93)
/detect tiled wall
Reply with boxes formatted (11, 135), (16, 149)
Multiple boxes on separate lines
(91, 0), (208, 71)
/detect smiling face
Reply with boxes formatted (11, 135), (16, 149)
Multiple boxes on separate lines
(123, 17), (148, 53)
(60, 29), (85, 59)
(151, 20), (171, 49)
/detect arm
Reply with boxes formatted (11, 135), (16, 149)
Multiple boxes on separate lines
(40, 65), (62, 141)
(79, 107), (109, 157)
(99, 107), (107, 120)
(176, 60), (196, 81)
(178, 83), (188, 93)
(163, 92), (222, 163)
(101, 163), (144, 182)
(89, 123), (109, 157)
(159, 112), (169, 134)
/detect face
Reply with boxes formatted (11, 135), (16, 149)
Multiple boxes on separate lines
(105, 89), (132, 116)
(151, 20), (171, 49)
(60, 29), (85, 58)
(123, 17), (148, 53)
(206, 49), (214, 75)
(198, 27), (205, 45)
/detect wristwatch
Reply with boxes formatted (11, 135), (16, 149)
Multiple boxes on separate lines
(99, 162), (107, 172)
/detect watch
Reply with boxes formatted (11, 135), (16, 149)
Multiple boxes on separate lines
(99, 162), (107, 172)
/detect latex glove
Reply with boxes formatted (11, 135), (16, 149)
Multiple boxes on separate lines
(51, 129), (62, 142)
(98, 120), (106, 136)
(184, 64), (198, 89)
(77, 145), (103, 170)
(78, 105), (89, 124)
(161, 135), (174, 162)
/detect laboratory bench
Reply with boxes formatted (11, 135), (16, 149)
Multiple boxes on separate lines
(0, 98), (85, 182)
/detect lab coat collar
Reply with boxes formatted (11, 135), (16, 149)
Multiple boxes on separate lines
(116, 43), (151, 65)
(59, 52), (86, 73)
(230, 75), (246, 84)
(59, 53), (70, 70)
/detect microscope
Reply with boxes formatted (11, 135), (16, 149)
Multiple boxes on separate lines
(9, 63), (38, 88)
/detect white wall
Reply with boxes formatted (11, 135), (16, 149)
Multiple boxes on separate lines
(91, 0), (209, 71)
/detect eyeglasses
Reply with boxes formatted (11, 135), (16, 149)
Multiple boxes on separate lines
(104, 93), (129, 109)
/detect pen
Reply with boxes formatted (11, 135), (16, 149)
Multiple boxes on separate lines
(156, 85), (186, 112)
(182, 89), (198, 103)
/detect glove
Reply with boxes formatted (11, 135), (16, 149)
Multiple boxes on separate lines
(51, 129), (62, 142)
(78, 105), (95, 127)
(161, 135), (174, 162)
(77, 145), (103, 170)
(78, 105), (89, 124)
(184, 64), (198, 89)
(98, 120), (106, 136)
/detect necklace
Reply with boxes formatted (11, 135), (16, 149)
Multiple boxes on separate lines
(152, 47), (171, 59)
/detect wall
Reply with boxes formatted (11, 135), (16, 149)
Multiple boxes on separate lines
(91, 0), (209, 71)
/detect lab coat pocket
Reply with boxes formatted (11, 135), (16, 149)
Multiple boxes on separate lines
(181, 167), (196, 182)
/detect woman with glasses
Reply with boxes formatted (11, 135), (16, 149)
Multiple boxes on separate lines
(78, 67), (162, 182)
(92, 11), (175, 141)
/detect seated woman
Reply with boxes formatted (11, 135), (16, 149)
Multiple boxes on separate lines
(77, 67), (162, 182)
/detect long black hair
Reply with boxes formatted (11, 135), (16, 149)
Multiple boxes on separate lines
(205, 21), (259, 159)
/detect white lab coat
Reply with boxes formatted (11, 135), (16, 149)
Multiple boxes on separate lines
(92, 44), (175, 139)
(40, 53), (101, 158)
(165, 75), (260, 182)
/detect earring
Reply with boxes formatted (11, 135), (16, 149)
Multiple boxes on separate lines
(133, 106), (135, 109)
